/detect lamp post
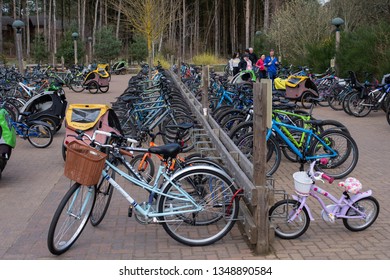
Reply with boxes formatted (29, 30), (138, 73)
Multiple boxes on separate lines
(12, 20), (25, 75)
(88, 36), (92, 65)
(331, 17), (344, 74)
(72, 32), (79, 66)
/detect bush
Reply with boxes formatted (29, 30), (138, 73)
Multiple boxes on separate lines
(191, 53), (224, 66)
(306, 37), (335, 73)
(153, 54), (170, 69)
(337, 21), (390, 79)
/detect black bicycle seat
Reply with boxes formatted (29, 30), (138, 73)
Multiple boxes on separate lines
(148, 143), (182, 158)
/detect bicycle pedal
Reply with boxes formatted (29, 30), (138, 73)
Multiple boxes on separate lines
(128, 205), (133, 217)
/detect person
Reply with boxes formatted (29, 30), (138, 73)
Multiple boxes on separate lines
(240, 54), (252, 71)
(255, 54), (267, 79)
(248, 47), (258, 66)
(229, 52), (241, 76)
(264, 49), (279, 86)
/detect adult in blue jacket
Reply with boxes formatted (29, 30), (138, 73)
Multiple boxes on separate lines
(264, 49), (279, 87)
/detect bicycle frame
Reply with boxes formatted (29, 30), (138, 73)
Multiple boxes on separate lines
(267, 120), (338, 161)
(289, 186), (373, 222)
(101, 159), (211, 219)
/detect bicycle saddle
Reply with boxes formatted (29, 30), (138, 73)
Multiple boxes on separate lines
(148, 143), (182, 158)
(165, 123), (194, 131)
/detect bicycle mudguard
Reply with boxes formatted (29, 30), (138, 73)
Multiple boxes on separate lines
(291, 194), (315, 221)
(157, 164), (235, 204)
(338, 190), (373, 216)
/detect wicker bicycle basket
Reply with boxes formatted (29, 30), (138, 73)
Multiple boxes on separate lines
(64, 141), (107, 185)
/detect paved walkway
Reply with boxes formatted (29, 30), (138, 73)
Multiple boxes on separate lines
(0, 74), (389, 260)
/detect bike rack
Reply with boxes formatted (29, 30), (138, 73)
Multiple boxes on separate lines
(168, 69), (274, 254)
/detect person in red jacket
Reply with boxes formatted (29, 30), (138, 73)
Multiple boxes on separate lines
(255, 54), (267, 79)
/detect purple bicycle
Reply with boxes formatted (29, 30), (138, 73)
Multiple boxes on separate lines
(269, 159), (379, 239)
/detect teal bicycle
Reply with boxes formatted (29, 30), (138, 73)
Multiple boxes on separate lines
(237, 119), (359, 179)
(47, 130), (240, 255)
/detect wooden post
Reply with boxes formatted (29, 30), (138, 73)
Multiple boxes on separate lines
(202, 65), (209, 116)
(252, 79), (273, 254)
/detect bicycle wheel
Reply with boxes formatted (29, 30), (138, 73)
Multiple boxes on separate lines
(343, 196), (379, 232)
(386, 104), (390, 126)
(47, 183), (96, 255)
(130, 154), (155, 183)
(69, 76), (84, 92)
(309, 130), (359, 179)
(160, 115), (195, 152)
(88, 81), (99, 94)
(158, 167), (239, 246)
(27, 123), (53, 148)
(300, 91), (316, 109)
(236, 132), (281, 176)
(347, 92), (372, 117)
(99, 85), (109, 93)
(269, 199), (310, 239)
(228, 121), (253, 144)
(90, 166), (115, 226)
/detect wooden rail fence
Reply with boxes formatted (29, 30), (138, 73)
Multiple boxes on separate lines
(168, 68), (274, 254)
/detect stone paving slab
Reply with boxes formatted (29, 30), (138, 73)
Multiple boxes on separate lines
(1, 74), (389, 260)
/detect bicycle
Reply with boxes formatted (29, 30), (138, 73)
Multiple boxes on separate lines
(269, 159), (379, 239)
(236, 117), (358, 178)
(47, 130), (240, 255)
(10, 112), (53, 148)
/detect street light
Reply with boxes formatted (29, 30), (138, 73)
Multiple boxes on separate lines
(331, 17), (344, 75)
(12, 20), (25, 75)
(72, 32), (79, 65)
(88, 36), (93, 65)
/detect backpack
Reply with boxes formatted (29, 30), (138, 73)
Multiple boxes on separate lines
(0, 108), (16, 148)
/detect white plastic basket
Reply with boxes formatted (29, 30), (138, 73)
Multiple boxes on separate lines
(293, 171), (312, 196)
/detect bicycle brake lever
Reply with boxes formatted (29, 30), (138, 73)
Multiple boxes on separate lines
(313, 172), (325, 183)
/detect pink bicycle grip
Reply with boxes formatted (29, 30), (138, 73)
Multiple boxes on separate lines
(321, 173), (334, 184)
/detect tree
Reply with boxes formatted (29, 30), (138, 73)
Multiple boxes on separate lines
(93, 26), (122, 63)
(56, 30), (85, 66)
(128, 34), (148, 64)
(267, 0), (332, 65)
(31, 33), (49, 63)
(112, 0), (178, 66)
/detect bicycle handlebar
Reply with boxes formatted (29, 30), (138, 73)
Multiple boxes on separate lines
(309, 159), (334, 184)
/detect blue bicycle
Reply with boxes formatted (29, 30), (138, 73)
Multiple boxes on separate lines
(11, 112), (53, 148)
(236, 119), (359, 179)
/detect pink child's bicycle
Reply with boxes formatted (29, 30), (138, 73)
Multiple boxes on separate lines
(269, 159), (380, 239)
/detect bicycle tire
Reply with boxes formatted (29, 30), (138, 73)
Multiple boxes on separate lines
(300, 91), (317, 109)
(309, 130), (358, 179)
(99, 85), (109, 93)
(90, 166), (115, 227)
(328, 89), (345, 111)
(228, 121), (253, 144)
(69, 76), (84, 92)
(158, 167), (239, 246)
(47, 183), (96, 255)
(160, 114), (195, 152)
(129, 154), (155, 183)
(27, 123), (53, 148)
(347, 92), (372, 117)
(37, 116), (58, 134)
(269, 199), (310, 239)
(235, 132), (281, 176)
(88, 81), (99, 94)
(387, 103), (390, 126)
(343, 196), (379, 232)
